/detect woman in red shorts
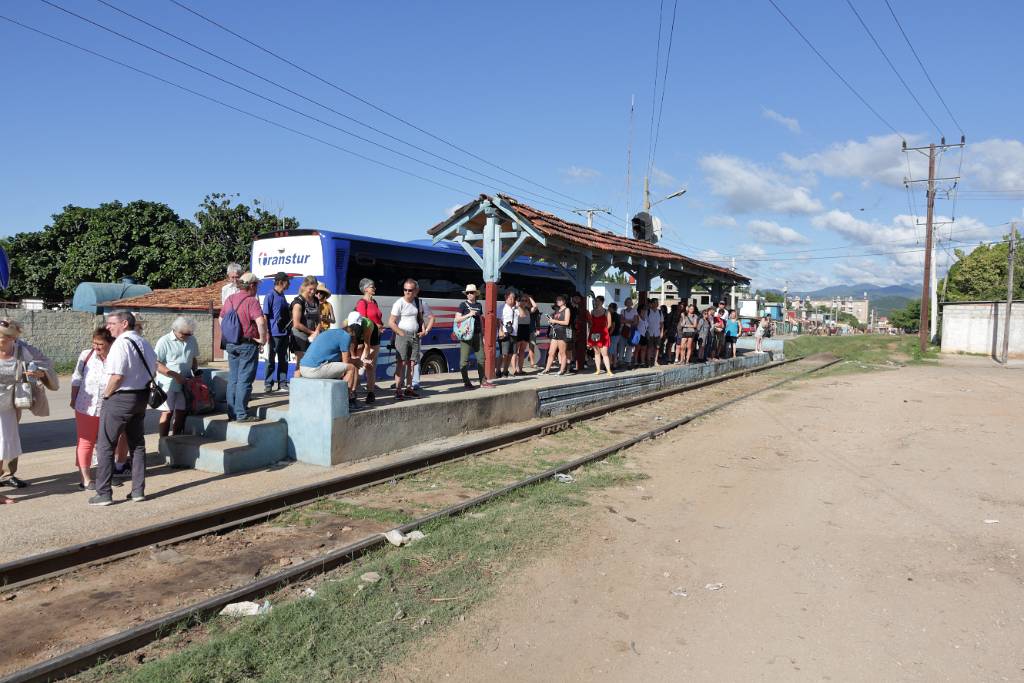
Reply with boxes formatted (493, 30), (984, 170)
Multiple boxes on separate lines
(587, 295), (614, 376)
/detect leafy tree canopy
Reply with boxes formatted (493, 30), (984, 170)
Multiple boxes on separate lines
(0, 194), (298, 300)
(889, 299), (921, 332)
(942, 237), (1023, 302)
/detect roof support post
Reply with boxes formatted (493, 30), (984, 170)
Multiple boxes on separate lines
(709, 281), (725, 307)
(635, 266), (651, 307)
(673, 276), (695, 307)
(482, 203), (500, 380)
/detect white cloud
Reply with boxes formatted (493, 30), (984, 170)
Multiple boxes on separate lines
(650, 166), (681, 189)
(830, 191), (844, 202)
(748, 219), (810, 245)
(704, 215), (737, 228)
(962, 138), (1024, 191)
(762, 107), (801, 134)
(782, 133), (918, 187)
(737, 243), (767, 258)
(699, 154), (823, 214)
(563, 165), (601, 182)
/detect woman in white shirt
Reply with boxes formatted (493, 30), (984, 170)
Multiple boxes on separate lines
(70, 327), (118, 490)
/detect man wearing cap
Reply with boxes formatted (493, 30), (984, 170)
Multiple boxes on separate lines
(221, 272), (268, 423)
(453, 284), (494, 390)
(262, 272), (291, 394)
(299, 314), (364, 411)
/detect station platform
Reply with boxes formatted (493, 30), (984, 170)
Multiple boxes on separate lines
(161, 351), (777, 473)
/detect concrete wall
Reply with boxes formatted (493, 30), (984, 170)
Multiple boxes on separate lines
(13, 309), (217, 366)
(941, 301), (1024, 358)
(283, 352), (773, 468)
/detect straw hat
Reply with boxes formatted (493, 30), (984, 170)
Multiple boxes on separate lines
(0, 319), (20, 338)
(316, 282), (331, 296)
(464, 284), (479, 295)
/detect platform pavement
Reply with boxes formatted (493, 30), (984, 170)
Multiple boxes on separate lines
(4, 354), (770, 563)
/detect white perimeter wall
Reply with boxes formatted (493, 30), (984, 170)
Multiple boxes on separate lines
(941, 301), (1024, 358)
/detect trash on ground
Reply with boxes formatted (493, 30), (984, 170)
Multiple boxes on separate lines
(552, 473), (574, 483)
(219, 600), (272, 617)
(392, 608), (406, 621)
(407, 530), (426, 543)
(671, 587), (688, 597)
(983, 519), (1000, 524)
(360, 571), (382, 583)
(704, 582), (725, 591)
(383, 529), (409, 546)
(301, 587), (317, 598)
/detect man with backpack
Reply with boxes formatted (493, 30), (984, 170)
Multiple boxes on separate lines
(388, 278), (434, 400)
(453, 284), (494, 390)
(220, 272), (268, 422)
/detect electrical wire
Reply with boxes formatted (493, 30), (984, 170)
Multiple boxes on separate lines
(883, 0), (965, 136)
(92, 0), (602, 220)
(167, 0), (610, 216)
(645, 0), (665, 177)
(764, 0), (900, 136)
(696, 235), (1014, 264)
(0, 14), (475, 197)
(649, 0), (679, 176)
(843, 0), (943, 137)
(41, 0), (607, 222)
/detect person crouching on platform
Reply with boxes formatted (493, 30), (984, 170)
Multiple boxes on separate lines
(298, 313), (363, 411)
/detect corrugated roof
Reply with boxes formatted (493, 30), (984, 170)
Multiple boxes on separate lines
(106, 279), (227, 311)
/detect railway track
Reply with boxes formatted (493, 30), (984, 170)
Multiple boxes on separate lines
(1, 354), (839, 683)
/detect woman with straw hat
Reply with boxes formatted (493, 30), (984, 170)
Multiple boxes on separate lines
(0, 318), (57, 501)
(316, 282), (336, 331)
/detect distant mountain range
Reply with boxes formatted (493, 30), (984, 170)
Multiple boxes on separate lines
(790, 283), (919, 298)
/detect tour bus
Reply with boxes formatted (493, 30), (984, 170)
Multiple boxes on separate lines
(251, 229), (573, 380)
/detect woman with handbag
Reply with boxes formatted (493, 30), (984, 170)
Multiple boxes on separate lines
(677, 303), (699, 364)
(289, 276), (321, 377)
(587, 296), (614, 376)
(154, 317), (200, 437)
(354, 278), (383, 403)
(0, 318), (58, 499)
(70, 327), (125, 490)
(540, 295), (571, 376)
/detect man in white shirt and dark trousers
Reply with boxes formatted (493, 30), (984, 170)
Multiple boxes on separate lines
(388, 279), (434, 400)
(90, 310), (158, 506)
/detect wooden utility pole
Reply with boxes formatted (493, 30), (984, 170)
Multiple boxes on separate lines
(1002, 222), (1018, 365)
(918, 143), (937, 353)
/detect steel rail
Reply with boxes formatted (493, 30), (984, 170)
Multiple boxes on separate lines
(0, 355), (839, 683)
(0, 356), (804, 590)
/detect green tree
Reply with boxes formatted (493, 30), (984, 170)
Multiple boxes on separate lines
(757, 289), (785, 303)
(889, 299), (921, 332)
(0, 194), (299, 300)
(942, 237), (1023, 302)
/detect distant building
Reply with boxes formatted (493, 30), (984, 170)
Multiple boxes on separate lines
(805, 296), (869, 324)
(591, 281), (632, 308)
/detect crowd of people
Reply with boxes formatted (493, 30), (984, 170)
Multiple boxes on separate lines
(0, 262), (778, 507)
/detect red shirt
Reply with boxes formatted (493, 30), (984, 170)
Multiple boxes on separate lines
(356, 298), (383, 327)
(224, 290), (264, 340)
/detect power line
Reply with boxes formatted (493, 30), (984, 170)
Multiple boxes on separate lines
(645, 0), (665, 176)
(91, 0), (600, 219)
(883, 0), (965, 136)
(649, 0), (679, 176)
(698, 235), (1014, 264)
(41, 0), (601, 221)
(843, 0), (943, 137)
(166, 0), (610, 218)
(0, 14), (474, 197)
(764, 0), (900, 136)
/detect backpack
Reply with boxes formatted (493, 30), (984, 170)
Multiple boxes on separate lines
(764, 322), (773, 338)
(183, 377), (215, 414)
(221, 294), (245, 345)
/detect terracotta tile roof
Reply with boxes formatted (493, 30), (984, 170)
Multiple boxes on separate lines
(432, 194), (747, 283)
(106, 279), (227, 311)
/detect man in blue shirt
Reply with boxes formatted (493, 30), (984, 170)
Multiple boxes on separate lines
(299, 320), (363, 410)
(262, 272), (291, 394)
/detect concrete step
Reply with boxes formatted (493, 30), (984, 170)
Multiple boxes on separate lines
(160, 434), (284, 474)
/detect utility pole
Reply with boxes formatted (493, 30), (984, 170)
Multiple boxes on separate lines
(903, 136), (965, 353)
(1002, 222), (1018, 365)
(572, 208), (610, 229)
(918, 143), (936, 353)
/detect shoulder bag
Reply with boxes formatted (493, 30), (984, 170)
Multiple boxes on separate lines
(126, 338), (168, 410)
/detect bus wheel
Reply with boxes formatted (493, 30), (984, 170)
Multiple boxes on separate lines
(421, 351), (448, 375)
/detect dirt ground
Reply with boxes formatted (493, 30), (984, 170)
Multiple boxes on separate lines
(392, 356), (1024, 681)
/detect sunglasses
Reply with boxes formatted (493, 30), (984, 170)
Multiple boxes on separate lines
(179, 332), (193, 337)
(403, 288), (416, 293)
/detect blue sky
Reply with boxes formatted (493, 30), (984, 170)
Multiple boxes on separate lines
(2, 0), (1022, 291)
